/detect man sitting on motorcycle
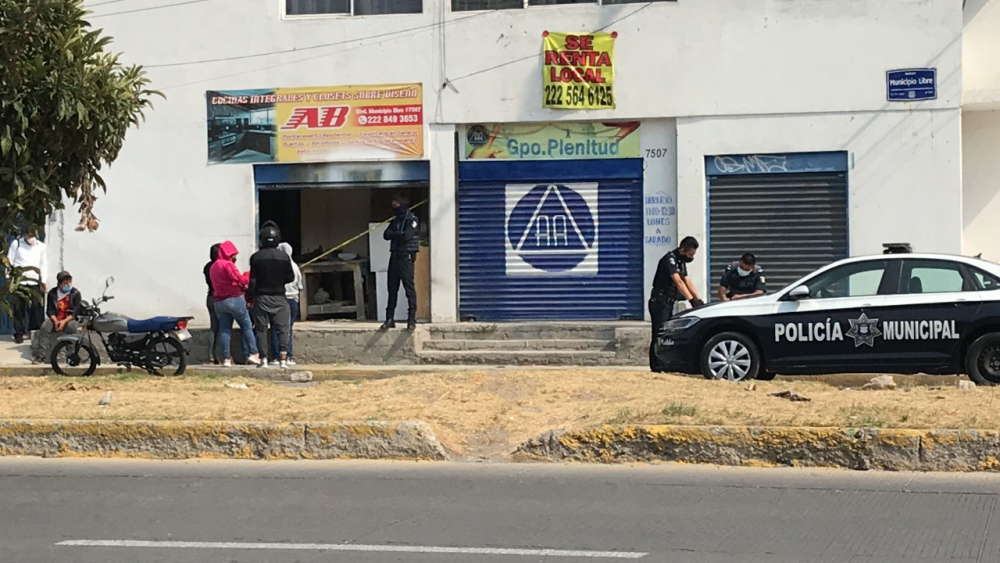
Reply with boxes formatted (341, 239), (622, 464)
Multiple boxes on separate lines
(31, 271), (83, 364)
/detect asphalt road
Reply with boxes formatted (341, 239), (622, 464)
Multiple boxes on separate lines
(2, 459), (1000, 563)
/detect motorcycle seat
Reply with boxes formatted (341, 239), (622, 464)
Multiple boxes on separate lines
(127, 316), (181, 333)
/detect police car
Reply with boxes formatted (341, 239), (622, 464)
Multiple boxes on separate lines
(656, 245), (1000, 385)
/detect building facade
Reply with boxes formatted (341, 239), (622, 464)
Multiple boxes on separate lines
(38, 0), (972, 324)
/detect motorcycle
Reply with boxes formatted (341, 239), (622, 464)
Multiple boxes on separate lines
(51, 277), (193, 377)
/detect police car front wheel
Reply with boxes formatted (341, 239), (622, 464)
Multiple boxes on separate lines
(965, 333), (1000, 386)
(700, 332), (762, 382)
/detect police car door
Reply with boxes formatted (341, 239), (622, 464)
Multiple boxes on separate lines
(873, 258), (982, 372)
(768, 259), (896, 373)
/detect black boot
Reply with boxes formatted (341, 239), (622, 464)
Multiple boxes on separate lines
(407, 320), (417, 331)
(379, 319), (396, 331)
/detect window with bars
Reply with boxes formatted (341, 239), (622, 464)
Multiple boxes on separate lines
(285, 0), (422, 16)
(453, 0), (671, 11)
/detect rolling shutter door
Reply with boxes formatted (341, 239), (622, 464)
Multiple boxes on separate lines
(458, 159), (644, 321)
(708, 172), (848, 292)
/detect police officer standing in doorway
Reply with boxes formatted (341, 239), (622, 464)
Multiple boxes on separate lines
(718, 253), (766, 302)
(649, 236), (705, 372)
(380, 194), (420, 331)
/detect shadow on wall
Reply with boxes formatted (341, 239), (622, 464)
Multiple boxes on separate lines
(965, 0), (992, 27)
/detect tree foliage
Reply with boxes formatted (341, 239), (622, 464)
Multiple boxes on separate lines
(0, 0), (160, 312)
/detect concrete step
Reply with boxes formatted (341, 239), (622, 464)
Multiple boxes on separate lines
(418, 350), (618, 366)
(421, 339), (615, 352)
(426, 323), (621, 341)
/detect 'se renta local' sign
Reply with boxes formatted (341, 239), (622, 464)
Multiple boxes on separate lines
(542, 32), (616, 110)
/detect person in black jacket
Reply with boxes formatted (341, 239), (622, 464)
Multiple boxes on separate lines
(31, 271), (82, 364)
(380, 194), (420, 331)
(249, 222), (295, 368)
(204, 243), (222, 365)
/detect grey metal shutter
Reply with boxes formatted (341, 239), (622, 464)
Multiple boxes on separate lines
(707, 172), (848, 293)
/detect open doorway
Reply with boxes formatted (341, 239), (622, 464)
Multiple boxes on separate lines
(257, 184), (430, 323)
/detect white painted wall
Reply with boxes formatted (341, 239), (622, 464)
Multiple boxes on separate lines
(962, 111), (1000, 261)
(63, 0), (962, 322)
(640, 120), (678, 318)
(677, 109), (964, 298)
(964, 0), (1000, 110)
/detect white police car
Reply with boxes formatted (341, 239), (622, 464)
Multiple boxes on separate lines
(656, 246), (1000, 385)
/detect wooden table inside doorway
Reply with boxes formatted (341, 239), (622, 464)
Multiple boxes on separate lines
(298, 259), (368, 321)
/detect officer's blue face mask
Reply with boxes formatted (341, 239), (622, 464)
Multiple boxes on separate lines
(60, 284), (72, 293)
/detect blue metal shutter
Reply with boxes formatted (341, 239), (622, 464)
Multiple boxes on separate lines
(708, 172), (849, 292)
(458, 159), (644, 321)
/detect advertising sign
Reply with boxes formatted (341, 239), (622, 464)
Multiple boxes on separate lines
(464, 122), (639, 160)
(206, 84), (423, 164)
(886, 69), (937, 102)
(542, 32), (616, 110)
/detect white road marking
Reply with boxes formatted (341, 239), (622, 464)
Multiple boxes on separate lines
(57, 539), (648, 559)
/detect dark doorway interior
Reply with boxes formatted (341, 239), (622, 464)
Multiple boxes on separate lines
(258, 189), (301, 258)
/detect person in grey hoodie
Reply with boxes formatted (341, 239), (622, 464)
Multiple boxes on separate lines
(269, 242), (303, 365)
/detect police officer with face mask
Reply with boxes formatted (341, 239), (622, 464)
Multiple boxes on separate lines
(649, 236), (704, 372)
(717, 253), (766, 302)
(380, 194), (420, 331)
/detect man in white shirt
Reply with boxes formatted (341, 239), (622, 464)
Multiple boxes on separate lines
(6, 228), (47, 344)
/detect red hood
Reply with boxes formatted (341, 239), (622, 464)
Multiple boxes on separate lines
(217, 241), (239, 261)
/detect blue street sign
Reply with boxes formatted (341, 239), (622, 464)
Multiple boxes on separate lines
(886, 69), (937, 102)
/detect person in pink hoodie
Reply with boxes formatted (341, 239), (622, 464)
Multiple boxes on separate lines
(210, 241), (260, 367)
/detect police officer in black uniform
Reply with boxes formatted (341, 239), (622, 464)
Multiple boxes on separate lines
(718, 253), (767, 302)
(649, 236), (705, 372)
(380, 194), (420, 331)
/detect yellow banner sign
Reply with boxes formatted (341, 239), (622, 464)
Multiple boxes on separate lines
(206, 84), (423, 164)
(542, 32), (616, 110)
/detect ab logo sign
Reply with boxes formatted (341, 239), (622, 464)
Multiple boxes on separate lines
(504, 183), (599, 275)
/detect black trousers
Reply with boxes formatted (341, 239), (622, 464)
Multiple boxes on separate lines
(648, 297), (676, 372)
(252, 295), (291, 357)
(386, 253), (417, 322)
(12, 283), (43, 338)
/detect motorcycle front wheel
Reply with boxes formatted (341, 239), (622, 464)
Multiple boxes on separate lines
(51, 341), (100, 377)
(148, 337), (187, 376)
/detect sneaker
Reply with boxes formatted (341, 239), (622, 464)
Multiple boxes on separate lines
(285, 359), (296, 366)
(407, 320), (417, 331)
(223, 359), (233, 368)
(379, 319), (396, 331)
(258, 359), (269, 369)
(31, 356), (45, 365)
(246, 354), (261, 366)
(13, 335), (23, 344)
(278, 360), (288, 369)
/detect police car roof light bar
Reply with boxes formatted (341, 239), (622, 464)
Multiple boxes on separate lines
(883, 243), (913, 254)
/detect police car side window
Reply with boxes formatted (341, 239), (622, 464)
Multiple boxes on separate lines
(971, 268), (1000, 291)
(807, 261), (888, 299)
(902, 260), (966, 294)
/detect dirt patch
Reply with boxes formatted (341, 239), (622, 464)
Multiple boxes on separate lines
(0, 371), (996, 459)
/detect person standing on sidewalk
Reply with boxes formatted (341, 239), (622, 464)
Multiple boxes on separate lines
(203, 243), (222, 365)
(270, 242), (302, 366)
(380, 194), (420, 331)
(6, 228), (47, 344)
(210, 241), (260, 367)
(249, 222), (294, 369)
(649, 236), (704, 373)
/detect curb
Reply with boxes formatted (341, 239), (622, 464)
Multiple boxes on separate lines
(0, 366), (415, 381)
(0, 420), (449, 461)
(515, 425), (1000, 472)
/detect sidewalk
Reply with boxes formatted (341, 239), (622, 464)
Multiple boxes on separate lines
(0, 339), (32, 367)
